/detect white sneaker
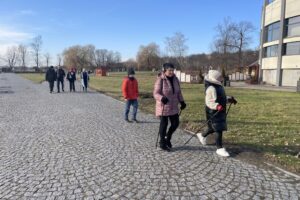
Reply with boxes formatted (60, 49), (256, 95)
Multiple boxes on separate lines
(216, 148), (230, 157)
(196, 133), (207, 145)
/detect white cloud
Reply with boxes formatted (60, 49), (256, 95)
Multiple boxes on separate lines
(0, 29), (30, 42)
(0, 28), (32, 43)
(19, 10), (36, 16)
(0, 27), (33, 65)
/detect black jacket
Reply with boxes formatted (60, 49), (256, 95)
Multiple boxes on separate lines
(67, 71), (76, 82)
(205, 81), (227, 131)
(56, 68), (65, 81)
(45, 67), (57, 82)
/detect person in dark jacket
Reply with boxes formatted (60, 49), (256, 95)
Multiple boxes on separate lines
(80, 68), (89, 92)
(122, 68), (139, 122)
(196, 70), (237, 157)
(66, 68), (76, 92)
(45, 66), (57, 93)
(56, 66), (65, 93)
(153, 63), (186, 151)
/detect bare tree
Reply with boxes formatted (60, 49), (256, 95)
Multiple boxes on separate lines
(213, 18), (256, 73)
(232, 21), (255, 71)
(95, 49), (108, 67)
(57, 54), (62, 66)
(31, 35), (43, 68)
(6, 46), (18, 68)
(18, 44), (28, 67)
(124, 58), (138, 69)
(136, 43), (160, 70)
(63, 46), (79, 69)
(63, 45), (98, 70)
(63, 45), (121, 70)
(165, 32), (188, 69)
(44, 53), (51, 67)
(213, 18), (236, 72)
(114, 51), (121, 64)
(106, 51), (114, 67)
(83, 44), (96, 68)
(186, 53), (210, 71)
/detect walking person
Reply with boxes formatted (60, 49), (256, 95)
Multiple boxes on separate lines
(66, 68), (76, 92)
(153, 63), (186, 151)
(122, 68), (139, 122)
(56, 66), (65, 93)
(81, 68), (89, 92)
(196, 70), (237, 157)
(45, 66), (57, 93)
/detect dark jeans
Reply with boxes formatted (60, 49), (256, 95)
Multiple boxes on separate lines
(202, 121), (223, 148)
(69, 81), (75, 92)
(159, 114), (179, 147)
(124, 99), (138, 120)
(57, 79), (64, 92)
(48, 81), (54, 92)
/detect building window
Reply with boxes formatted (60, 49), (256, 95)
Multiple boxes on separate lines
(267, 0), (275, 4)
(286, 16), (300, 37)
(284, 42), (300, 55)
(265, 22), (280, 42)
(264, 45), (278, 57)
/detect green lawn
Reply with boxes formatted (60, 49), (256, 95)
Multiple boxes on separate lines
(21, 72), (300, 173)
(19, 73), (45, 83)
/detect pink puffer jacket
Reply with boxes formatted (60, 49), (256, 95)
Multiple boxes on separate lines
(153, 74), (184, 116)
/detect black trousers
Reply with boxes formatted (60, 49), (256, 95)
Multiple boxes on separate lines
(49, 81), (54, 92)
(57, 79), (64, 92)
(159, 114), (179, 147)
(69, 81), (75, 92)
(202, 121), (223, 148)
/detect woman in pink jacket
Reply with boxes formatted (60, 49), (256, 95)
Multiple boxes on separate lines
(153, 63), (186, 151)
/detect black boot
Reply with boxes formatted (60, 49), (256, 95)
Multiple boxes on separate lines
(165, 140), (172, 149)
(159, 140), (171, 152)
(165, 132), (173, 149)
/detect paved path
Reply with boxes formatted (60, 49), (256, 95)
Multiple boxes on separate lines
(0, 73), (299, 200)
(229, 81), (297, 92)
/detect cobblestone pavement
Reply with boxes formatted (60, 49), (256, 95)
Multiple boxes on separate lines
(0, 73), (299, 200)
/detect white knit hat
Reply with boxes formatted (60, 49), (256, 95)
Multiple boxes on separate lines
(205, 70), (222, 85)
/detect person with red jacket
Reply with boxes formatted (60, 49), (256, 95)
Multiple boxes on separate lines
(122, 68), (139, 122)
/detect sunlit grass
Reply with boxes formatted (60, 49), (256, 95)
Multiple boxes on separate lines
(19, 73), (45, 83)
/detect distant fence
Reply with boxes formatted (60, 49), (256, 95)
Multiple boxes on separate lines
(229, 72), (249, 81)
(175, 70), (201, 83)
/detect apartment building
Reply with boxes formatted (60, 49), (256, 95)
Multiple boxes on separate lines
(259, 0), (300, 86)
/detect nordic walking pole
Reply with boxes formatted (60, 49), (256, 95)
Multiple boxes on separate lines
(155, 104), (165, 148)
(184, 102), (233, 146)
(183, 110), (220, 145)
(226, 102), (232, 116)
(178, 108), (182, 116)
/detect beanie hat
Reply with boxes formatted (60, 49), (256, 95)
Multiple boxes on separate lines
(127, 68), (135, 75)
(205, 70), (222, 85)
(162, 63), (174, 71)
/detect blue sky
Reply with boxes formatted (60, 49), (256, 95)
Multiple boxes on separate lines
(0, 0), (263, 65)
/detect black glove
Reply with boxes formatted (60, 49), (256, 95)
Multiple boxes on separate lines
(161, 96), (169, 104)
(228, 96), (238, 105)
(180, 101), (186, 110)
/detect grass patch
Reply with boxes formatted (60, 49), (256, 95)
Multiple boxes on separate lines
(21, 72), (300, 173)
(19, 73), (45, 83)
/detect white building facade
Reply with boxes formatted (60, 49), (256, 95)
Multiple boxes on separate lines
(259, 0), (300, 86)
